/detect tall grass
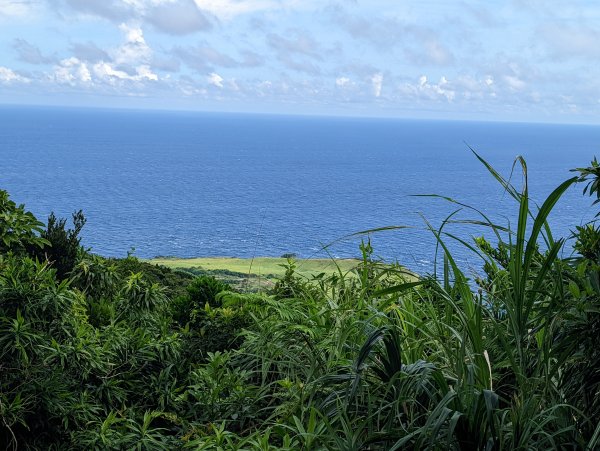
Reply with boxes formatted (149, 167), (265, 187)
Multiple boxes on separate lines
(1, 152), (599, 449)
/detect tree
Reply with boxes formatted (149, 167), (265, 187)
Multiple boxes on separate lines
(36, 210), (86, 279)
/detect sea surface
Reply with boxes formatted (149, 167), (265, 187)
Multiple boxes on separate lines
(1, 106), (599, 273)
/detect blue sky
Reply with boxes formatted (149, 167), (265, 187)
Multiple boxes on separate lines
(1, 0), (599, 122)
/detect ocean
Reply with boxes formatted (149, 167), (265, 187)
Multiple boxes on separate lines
(1, 105), (598, 273)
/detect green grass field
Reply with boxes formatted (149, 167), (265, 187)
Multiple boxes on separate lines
(147, 257), (363, 291)
(149, 256), (360, 276)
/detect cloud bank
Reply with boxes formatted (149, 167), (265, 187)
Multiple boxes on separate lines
(0, 0), (599, 122)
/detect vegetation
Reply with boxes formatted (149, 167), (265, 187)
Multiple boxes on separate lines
(1, 153), (600, 449)
(34, 210), (86, 280)
(149, 257), (362, 291)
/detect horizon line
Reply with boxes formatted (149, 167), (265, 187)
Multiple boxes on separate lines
(1, 101), (599, 128)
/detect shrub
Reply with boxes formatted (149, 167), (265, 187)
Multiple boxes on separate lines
(186, 304), (251, 355)
(0, 190), (47, 255)
(171, 276), (231, 327)
(32, 210), (86, 280)
(186, 275), (231, 308)
(111, 256), (194, 299)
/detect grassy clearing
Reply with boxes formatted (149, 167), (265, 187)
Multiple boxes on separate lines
(148, 256), (361, 278)
(147, 257), (416, 292)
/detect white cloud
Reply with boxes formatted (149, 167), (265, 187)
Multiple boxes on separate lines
(113, 24), (153, 66)
(95, 62), (124, 79)
(53, 57), (92, 84)
(121, 23), (145, 44)
(434, 78), (455, 101)
(207, 72), (224, 87)
(0, 66), (28, 83)
(402, 75), (456, 102)
(0, 0), (34, 18)
(371, 72), (383, 97)
(193, 0), (280, 20)
(64, 0), (131, 22)
(137, 65), (158, 80)
(60, 0), (212, 33)
(3, 0), (600, 120)
(396, 73), (511, 105)
(503, 75), (525, 91)
(93, 61), (158, 82)
(452, 75), (500, 101)
(336, 76), (351, 87)
(39, 20), (161, 89)
(78, 63), (92, 82)
(192, 0), (325, 20)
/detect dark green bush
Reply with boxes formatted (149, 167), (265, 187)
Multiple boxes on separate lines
(184, 304), (251, 358)
(36, 210), (86, 280)
(171, 275), (231, 328)
(110, 256), (194, 299)
(173, 276), (250, 359)
(186, 275), (231, 308)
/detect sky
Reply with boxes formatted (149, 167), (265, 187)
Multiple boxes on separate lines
(1, 0), (600, 122)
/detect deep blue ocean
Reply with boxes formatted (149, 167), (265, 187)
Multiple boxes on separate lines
(1, 106), (598, 273)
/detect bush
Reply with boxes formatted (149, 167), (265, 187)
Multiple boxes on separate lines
(111, 256), (194, 299)
(174, 276), (249, 358)
(34, 210), (86, 280)
(171, 276), (231, 327)
(187, 275), (231, 308)
(0, 190), (47, 255)
(188, 304), (251, 355)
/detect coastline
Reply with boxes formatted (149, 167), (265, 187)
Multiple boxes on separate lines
(147, 256), (362, 277)
(145, 256), (364, 291)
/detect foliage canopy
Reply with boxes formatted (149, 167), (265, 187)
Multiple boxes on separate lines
(1, 153), (600, 449)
